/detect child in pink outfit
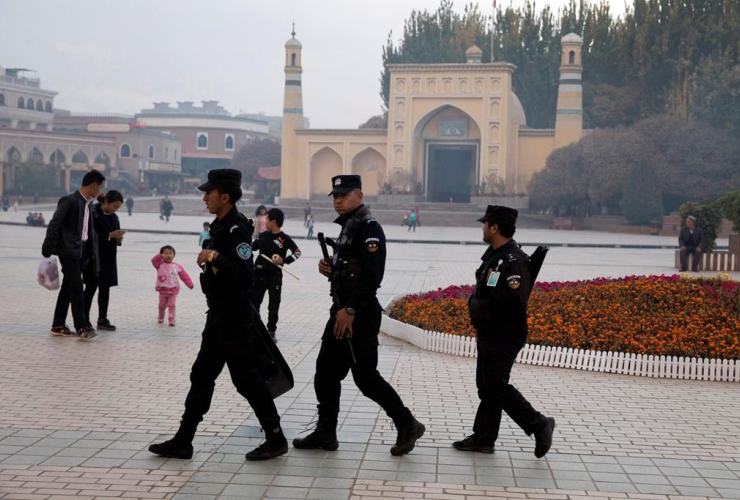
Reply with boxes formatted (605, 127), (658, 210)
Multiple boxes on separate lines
(151, 245), (194, 326)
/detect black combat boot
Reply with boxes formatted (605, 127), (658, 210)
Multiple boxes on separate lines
(292, 419), (339, 451)
(245, 428), (288, 461)
(390, 409), (425, 456)
(534, 417), (556, 458)
(148, 438), (194, 459)
(452, 434), (495, 454)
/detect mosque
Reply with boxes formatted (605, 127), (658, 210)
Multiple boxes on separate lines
(279, 29), (586, 202)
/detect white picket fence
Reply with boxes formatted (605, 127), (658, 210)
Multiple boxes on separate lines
(381, 315), (740, 383)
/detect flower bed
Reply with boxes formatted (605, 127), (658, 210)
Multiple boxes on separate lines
(387, 275), (740, 361)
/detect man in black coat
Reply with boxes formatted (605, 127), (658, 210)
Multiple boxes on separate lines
(292, 174), (425, 457)
(42, 170), (105, 341)
(455, 205), (555, 458)
(149, 168), (288, 462)
(679, 215), (705, 272)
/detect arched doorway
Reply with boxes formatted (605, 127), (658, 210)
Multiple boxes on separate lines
(412, 105), (481, 202)
(351, 148), (386, 196)
(94, 152), (110, 170)
(309, 147), (343, 198)
(50, 150), (66, 166)
(72, 151), (88, 165)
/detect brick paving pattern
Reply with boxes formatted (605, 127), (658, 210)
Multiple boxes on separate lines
(1, 223), (739, 499)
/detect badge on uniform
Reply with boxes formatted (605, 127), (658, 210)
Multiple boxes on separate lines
(365, 237), (380, 253)
(486, 270), (500, 287)
(236, 243), (252, 260)
(507, 274), (521, 289)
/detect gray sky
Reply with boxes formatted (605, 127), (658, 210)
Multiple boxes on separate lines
(0, 0), (626, 129)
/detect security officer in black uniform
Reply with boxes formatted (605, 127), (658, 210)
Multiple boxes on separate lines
(454, 205), (555, 458)
(293, 174), (426, 456)
(149, 169), (288, 461)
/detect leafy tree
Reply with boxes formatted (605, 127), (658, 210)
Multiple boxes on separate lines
(359, 113), (388, 129)
(619, 162), (663, 225)
(679, 199), (723, 251)
(529, 115), (740, 215)
(229, 138), (281, 186)
(18, 161), (57, 193)
(718, 189), (740, 234)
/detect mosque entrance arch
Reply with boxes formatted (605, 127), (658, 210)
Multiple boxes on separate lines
(412, 105), (481, 203)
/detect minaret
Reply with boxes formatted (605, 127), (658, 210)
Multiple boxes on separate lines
(554, 32), (584, 149)
(280, 23), (304, 199)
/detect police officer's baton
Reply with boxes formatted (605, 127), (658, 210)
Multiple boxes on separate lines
(318, 232), (356, 364)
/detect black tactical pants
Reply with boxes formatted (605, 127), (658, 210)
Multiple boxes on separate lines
(251, 269), (282, 332)
(473, 329), (547, 442)
(181, 322), (281, 438)
(314, 308), (406, 423)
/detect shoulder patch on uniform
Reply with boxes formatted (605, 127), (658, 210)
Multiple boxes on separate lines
(365, 237), (380, 253)
(507, 274), (521, 289)
(236, 242), (252, 260)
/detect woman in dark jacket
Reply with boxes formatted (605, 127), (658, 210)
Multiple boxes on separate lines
(84, 190), (125, 330)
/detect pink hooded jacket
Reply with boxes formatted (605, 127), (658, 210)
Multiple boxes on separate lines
(151, 254), (194, 295)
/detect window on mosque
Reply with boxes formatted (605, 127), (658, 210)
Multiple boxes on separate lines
(120, 143), (131, 157)
(569, 50), (575, 64)
(45, 101), (52, 112)
(37, 99), (43, 110)
(18, 97), (25, 109)
(197, 133), (208, 149)
(0, 94), (5, 106)
(225, 134), (234, 150)
(148, 145), (155, 159)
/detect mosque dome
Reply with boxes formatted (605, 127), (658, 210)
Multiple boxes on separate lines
(561, 32), (583, 44)
(285, 36), (302, 49)
(465, 45), (483, 57)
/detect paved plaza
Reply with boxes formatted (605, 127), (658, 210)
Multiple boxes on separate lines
(1, 219), (739, 500)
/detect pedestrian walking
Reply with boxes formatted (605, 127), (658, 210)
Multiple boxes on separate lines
(255, 205), (268, 236)
(161, 196), (173, 222)
(41, 169), (106, 341)
(125, 196), (134, 216)
(306, 214), (315, 239)
(252, 208), (301, 342)
(148, 168), (289, 461)
(151, 245), (194, 326)
(304, 204), (311, 227)
(293, 174), (426, 456)
(408, 210), (418, 232)
(84, 190), (124, 331)
(454, 205), (555, 457)
(198, 222), (211, 248)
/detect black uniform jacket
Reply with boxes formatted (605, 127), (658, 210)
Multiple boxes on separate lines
(468, 240), (532, 337)
(201, 206), (255, 326)
(332, 204), (385, 313)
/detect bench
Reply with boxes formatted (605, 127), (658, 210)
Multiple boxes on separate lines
(674, 250), (740, 272)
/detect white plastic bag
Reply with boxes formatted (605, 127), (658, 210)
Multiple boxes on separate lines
(37, 257), (60, 290)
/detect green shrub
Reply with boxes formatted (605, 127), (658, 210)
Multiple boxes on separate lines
(679, 199), (723, 251)
(620, 163), (663, 225)
(718, 189), (740, 234)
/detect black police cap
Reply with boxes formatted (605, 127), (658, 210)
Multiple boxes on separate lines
(329, 175), (362, 195)
(198, 169), (242, 192)
(477, 205), (518, 226)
